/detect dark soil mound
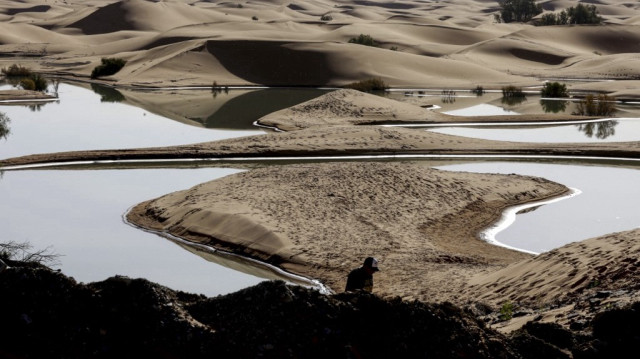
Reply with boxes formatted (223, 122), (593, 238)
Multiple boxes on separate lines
(1, 261), (638, 358)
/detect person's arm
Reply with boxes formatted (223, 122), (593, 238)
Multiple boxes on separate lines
(345, 271), (355, 292)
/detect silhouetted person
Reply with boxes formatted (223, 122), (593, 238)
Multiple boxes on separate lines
(345, 257), (380, 292)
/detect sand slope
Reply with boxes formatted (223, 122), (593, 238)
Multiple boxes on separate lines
(127, 161), (569, 301)
(0, 0), (639, 90)
(467, 228), (640, 307)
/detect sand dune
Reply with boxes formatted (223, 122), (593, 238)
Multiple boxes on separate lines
(0, 0), (637, 90)
(126, 161), (567, 301)
(467, 228), (640, 307)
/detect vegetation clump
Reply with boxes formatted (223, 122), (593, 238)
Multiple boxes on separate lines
(19, 74), (48, 92)
(573, 94), (617, 116)
(345, 77), (388, 92)
(321, 14), (332, 21)
(499, 300), (514, 321)
(540, 82), (568, 98)
(502, 85), (525, 98)
(2, 64), (48, 92)
(471, 85), (485, 96)
(538, 4), (602, 26)
(1, 241), (60, 267)
(496, 0), (542, 23)
(2, 64), (32, 77)
(348, 34), (379, 47)
(91, 57), (127, 79)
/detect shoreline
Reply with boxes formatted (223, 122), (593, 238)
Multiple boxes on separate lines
(124, 161), (571, 302)
(122, 205), (331, 294)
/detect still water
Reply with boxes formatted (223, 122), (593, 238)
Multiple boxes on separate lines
(0, 83), (264, 159)
(2, 83), (640, 295)
(435, 160), (640, 253)
(0, 167), (267, 296)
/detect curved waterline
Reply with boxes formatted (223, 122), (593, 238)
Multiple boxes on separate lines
(122, 206), (332, 294)
(477, 188), (582, 255)
(382, 118), (616, 128)
(4, 153), (640, 171)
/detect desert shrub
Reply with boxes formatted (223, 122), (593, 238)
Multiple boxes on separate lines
(471, 85), (485, 96)
(19, 78), (36, 91)
(348, 34), (379, 47)
(502, 85), (525, 98)
(321, 14), (332, 21)
(0, 240), (60, 266)
(18, 73), (48, 92)
(252, 15), (258, 20)
(574, 94), (616, 116)
(91, 57), (127, 79)
(345, 78), (388, 92)
(497, 0), (542, 23)
(499, 301), (514, 321)
(539, 13), (558, 26)
(540, 82), (568, 98)
(567, 3), (601, 24)
(536, 4), (601, 26)
(2, 64), (32, 77)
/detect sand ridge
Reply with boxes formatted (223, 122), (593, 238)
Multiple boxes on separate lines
(0, 0), (639, 91)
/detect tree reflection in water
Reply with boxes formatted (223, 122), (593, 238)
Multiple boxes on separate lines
(90, 83), (125, 103)
(0, 112), (10, 140)
(577, 120), (618, 139)
(501, 96), (526, 107)
(540, 99), (568, 113)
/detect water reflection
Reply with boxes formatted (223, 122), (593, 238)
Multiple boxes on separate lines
(0, 112), (10, 140)
(201, 88), (327, 129)
(90, 83), (125, 103)
(540, 99), (568, 113)
(501, 95), (527, 107)
(577, 120), (618, 139)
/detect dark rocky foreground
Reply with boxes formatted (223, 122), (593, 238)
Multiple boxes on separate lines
(1, 260), (638, 359)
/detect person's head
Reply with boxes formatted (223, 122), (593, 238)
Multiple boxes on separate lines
(363, 256), (380, 274)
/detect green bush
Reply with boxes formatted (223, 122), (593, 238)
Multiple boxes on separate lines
(536, 4), (601, 26)
(19, 78), (36, 91)
(574, 94), (617, 116)
(348, 34), (379, 47)
(567, 3), (601, 24)
(499, 301), (514, 321)
(18, 74), (48, 92)
(2, 64), (32, 77)
(541, 82), (568, 98)
(502, 85), (525, 98)
(345, 78), (388, 92)
(91, 57), (127, 79)
(497, 0), (542, 23)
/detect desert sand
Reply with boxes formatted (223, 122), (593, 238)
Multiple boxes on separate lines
(1, 0), (640, 334)
(126, 161), (570, 302)
(0, 0), (638, 96)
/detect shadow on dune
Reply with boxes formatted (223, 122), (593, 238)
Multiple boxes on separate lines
(204, 88), (328, 129)
(206, 40), (334, 86)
